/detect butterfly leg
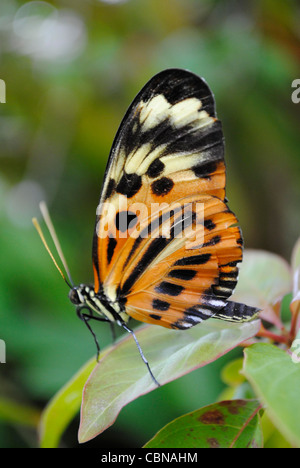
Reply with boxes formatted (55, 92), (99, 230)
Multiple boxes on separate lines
(121, 323), (160, 387)
(110, 322), (117, 343)
(77, 306), (109, 362)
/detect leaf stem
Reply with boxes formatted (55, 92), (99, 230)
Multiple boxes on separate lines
(289, 302), (300, 345)
(256, 325), (288, 345)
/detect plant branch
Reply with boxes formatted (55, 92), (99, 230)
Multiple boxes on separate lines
(256, 325), (289, 345)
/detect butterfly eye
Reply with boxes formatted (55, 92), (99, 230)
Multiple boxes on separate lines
(69, 288), (81, 305)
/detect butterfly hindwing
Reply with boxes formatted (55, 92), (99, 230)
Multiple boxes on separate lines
(124, 195), (258, 329)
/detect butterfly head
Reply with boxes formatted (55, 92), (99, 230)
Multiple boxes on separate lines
(69, 285), (84, 306)
(68, 284), (95, 307)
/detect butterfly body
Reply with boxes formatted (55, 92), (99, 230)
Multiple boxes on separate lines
(69, 284), (128, 324)
(65, 69), (259, 384)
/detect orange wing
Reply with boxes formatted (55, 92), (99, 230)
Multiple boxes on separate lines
(93, 69), (225, 292)
(123, 195), (250, 329)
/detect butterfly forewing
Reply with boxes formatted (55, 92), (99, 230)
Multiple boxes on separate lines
(93, 70), (225, 284)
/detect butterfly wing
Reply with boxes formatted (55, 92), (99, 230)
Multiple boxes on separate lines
(92, 68), (258, 327)
(93, 69), (225, 288)
(124, 194), (258, 329)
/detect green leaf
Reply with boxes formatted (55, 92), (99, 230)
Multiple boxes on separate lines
(291, 236), (300, 275)
(221, 357), (245, 386)
(144, 399), (262, 448)
(243, 343), (300, 447)
(0, 397), (40, 428)
(218, 357), (248, 401)
(261, 411), (293, 448)
(291, 236), (300, 316)
(232, 249), (292, 326)
(39, 358), (97, 448)
(79, 319), (260, 443)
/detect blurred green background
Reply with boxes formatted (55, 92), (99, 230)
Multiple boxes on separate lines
(0, 0), (299, 448)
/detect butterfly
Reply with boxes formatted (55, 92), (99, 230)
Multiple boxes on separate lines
(34, 69), (259, 386)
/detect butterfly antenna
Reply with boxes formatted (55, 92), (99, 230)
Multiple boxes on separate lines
(32, 201), (74, 289)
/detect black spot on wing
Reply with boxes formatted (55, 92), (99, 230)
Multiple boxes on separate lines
(203, 235), (221, 247)
(204, 219), (216, 231)
(152, 299), (170, 311)
(150, 314), (162, 321)
(151, 177), (174, 196)
(107, 237), (117, 264)
(168, 269), (197, 280)
(192, 160), (218, 179)
(146, 158), (165, 178)
(116, 172), (142, 198)
(115, 211), (138, 232)
(155, 281), (184, 296)
(191, 142), (224, 178)
(175, 253), (211, 266)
